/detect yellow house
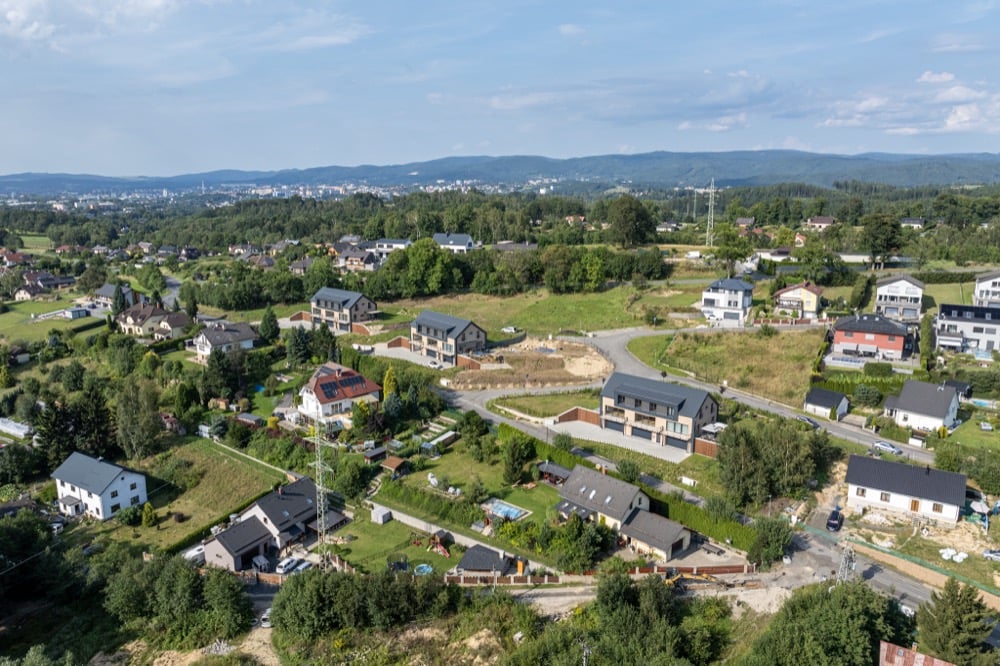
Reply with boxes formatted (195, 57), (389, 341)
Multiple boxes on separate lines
(772, 282), (823, 319)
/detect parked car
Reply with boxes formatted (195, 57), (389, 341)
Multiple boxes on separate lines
(292, 560), (313, 574)
(275, 557), (301, 575)
(983, 549), (1000, 562)
(966, 487), (985, 503)
(427, 360), (441, 369)
(260, 608), (272, 628)
(872, 440), (903, 456)
(826, 509), (844, 532)
(796, 415), (820, 430)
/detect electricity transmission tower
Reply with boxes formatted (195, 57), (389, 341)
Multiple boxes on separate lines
(705, 178), (717, 247)
(836, 544), (856, 584)
(310, 435), (338, 569)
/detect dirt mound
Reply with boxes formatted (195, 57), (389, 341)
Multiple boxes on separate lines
(453, 338), (610, 389)
(457, 628), (504, 665)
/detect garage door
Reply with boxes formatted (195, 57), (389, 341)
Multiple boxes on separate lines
(664, 436), (688, 450)
(604, 420), (625, 432)
(723, 311), (740, 320)
(632, 427), (652, 440)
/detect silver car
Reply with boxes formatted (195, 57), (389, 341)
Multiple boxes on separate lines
(872, 440), (903, 456)
(983, 550), (1000, 562)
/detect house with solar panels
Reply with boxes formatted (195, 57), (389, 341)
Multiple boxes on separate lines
(310, 287), (377, 333)
(409, 311), (486, 366)
(297, 362), (381, 429)
(600, 372), (718, 452)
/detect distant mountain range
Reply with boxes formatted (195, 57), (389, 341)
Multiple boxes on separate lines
(5, 150), (1000, 195)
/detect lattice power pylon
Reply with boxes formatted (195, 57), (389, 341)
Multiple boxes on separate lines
(836, 544), (856, 584)
(310, 435), (338, 569)
(705, 178), (717, 247)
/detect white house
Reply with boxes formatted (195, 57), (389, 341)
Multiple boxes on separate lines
(701, 278), (754, 327)
(432, 233), (475, 254)
(192, 322), (258, 361)
(803, 387), (849, 421)
(51, 452), (147, 520)
(297, 362), (381, 429)
(374, 238), (412, 264)
(845, 455), (965, 526)
(934, 303), (1000, 353)
(972, 270), (1000, 308)
(883, 380), (959, 433)
(873, 275), (924, 324)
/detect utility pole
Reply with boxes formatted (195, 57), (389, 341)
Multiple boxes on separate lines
(706, 178), (716, 247)
(310, 434), (338, 570)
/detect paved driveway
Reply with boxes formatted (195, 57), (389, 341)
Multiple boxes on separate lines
(549, 420), (691, 464)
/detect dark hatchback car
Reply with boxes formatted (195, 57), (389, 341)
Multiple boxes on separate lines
(826, 509), (844, 532)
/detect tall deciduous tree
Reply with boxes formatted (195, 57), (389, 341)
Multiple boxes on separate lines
(258, 305), (279, 344)
(712, 223), (754, 277)
(917, 577), (996, 665)
(861, 214), (902, 270)
(115, 378), (161, 460)
(606, 195), (654, 248)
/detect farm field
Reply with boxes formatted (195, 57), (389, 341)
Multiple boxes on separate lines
(17, 233), (52, 251)
(629, 328), (825, 404)
(67, 438), (286, 553)
(490, 389), (601, 418)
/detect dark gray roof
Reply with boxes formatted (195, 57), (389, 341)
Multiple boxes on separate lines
(456, 544), (512, 574)
(197, 322), (258, 347)
(412, 310), (481, 340)
(936, 303), (1000, 322)
(845, 455), (965, 507)
(943, 379), (972, 397)
(887, 380), (958, 419)
(538, 461), (572, 479)
(975, 270), (1000, 282)
(558, 466), (645, 523)
(255, 477), (317, 532)
(620, 508), (688, 554)
(601, 372), (714, 420)
(875, 275), (924, 289)
(433, 232), (473, 247)
(804, 387), (847, 410)
(51, 452), (135, 495)
(310, 287), (367, 309)
(213, 516), (272, 557)
(833, 314), (907, 336)
(707, 278), (754, 292)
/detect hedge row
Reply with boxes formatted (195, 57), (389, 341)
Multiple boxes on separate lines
(376, 478), (485, 527)
(70, 318), (106, 335)
(911, 270), (973, 285)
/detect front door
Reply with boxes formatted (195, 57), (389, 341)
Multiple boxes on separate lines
(910, 499), (920, 512)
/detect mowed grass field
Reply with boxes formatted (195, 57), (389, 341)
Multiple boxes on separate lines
(17, 233), (52, 251)
(490, 389), (601, 417)
(333, 515), (457, 575)
(68, 438), (286, 553)
(0, 298), (90, 344)
(629, 328), (825, 404)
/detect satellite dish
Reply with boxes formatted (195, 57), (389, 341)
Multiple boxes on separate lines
(428, 473), (438, 488)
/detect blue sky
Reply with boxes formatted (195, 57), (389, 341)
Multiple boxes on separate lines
(2, 0), (999, 176)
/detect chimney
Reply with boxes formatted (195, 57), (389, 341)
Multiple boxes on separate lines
(278, 486), (283, 498)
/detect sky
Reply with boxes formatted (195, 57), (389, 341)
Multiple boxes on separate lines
(2, 0), (1000, 176)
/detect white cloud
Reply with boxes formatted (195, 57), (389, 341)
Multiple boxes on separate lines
(255, 12), (370, 52)
(558, 23), (583, 37)
(934, 85), (986, 103)
(859, 28), (898, 43)
(0, 0), (178, 45)
(931, 33), (985, 52)
(855, 95), (888, 112)
(678, 112), (747, 132)
(943, 103), (983, 131)
(487, 91), (556, 111)
(917, 71), (954, 83)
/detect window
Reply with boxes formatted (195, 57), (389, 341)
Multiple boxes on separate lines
(130, 482), (137, 491)
(856, 488), (866, 497)
(844, 331), (854, 338)
(130, 496), (140, 506)
(888, 335), (896, 342)
(617, 395), (625, 405)
(87, 491), (93, 499)
(633, 398), (640, 408)
(110, 503), (120, 513)
(932, 503), (943, 514)
(649, 403), (657, 412)
(70, 485), (76, 492)
(110, 490), (118, 498)
(880, 492), (891, 502)
(973, 326), (984, 334)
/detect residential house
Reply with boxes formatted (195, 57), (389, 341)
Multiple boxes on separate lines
(619, 508), (691, 561)
(94, 283), (141, 309)
(735, 216), (756, 230)
(51, 452), (147, 520)
(288, 256), (314, 275)
(24, 271), (75, 290)
(374, 238), (412, 264)
(701, 278), (755, 327)
(972, 270), (1000, 308)
(656, 221), (681, 234)
(0, 249), (32, 267)
(883, 380), (960, 433)
(432, 233), (475, 254)
(900, 217), (926, 230)
(297, 362), (381, 428)
(227, 243), (258, 257)
(310, 287), (377, 332)
(116, 303), (173, 337)
(14, 285), (48, 301)
(341, 246), (378, 273)
(154, 312), (192, 340)
(934, 303), (1000, 353)
(873, 275), (924, 323)
(246, 254), (276, 270)
(600, 372), (718, 451)
(803, 387), (849, 421)
(410, 311), (486, 365)
(772, 281), (823, 318)
(845, 454), (965, 526)
(831, 314), (910, 360)
(556, 466), (649, 531)
(804, 215), (837, 231)
(205, 477), (346, 571)
(454, 544), (516, 576)
(192, 321), (258, 361)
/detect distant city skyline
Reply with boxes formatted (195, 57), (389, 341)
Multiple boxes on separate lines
(2, 1), (999, 177)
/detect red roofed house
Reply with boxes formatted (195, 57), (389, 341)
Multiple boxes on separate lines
(832, 314), (911, 360)
(297, 362), (381, 429)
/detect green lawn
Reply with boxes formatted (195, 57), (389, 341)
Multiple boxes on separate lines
(66, 438), (286, 553)
(923, 282), (972, 314)
(199, 302), (310, 324)
(0, 300), (90, 344)
(490, 389), (600, 418)
(948, 417), (1000, 453)
(332, 513), (456, 574)
(894, 533), (1000, 594)
(17, 233), (52, 251)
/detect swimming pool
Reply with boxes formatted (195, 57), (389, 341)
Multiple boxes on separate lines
(414, 563), (433, 576)
(482, 498), (530, 521)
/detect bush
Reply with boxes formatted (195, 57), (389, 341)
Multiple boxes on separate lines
(863, 362), (893, 378)
(115, 505), (143, 526)
(853, 384), (883, 407)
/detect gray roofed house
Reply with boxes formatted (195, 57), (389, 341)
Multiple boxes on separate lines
(974, 269), (1000, 308)
(803, 387), (849, 420)
(619, 508), (691, 561)
(193, 321), (258, 360)
(252, 477), (317, 535)
(933, 303), (1000, 353)
(204, 516), (273, 571)
(432, 232), (475, 254)
(833, 314), (908, 336)
(556, 466), (649, 529)
(845, 454), (966, 525)
(883, 380), (959, 432)
(873, 275), (924, 323)
(701, 278), (755, 327)
(310, 287), (377, 332)
(410, 310), (486, 366)
(94, 283), (139, 308)
(600, 372), (718, 450)
(455, 544), (514, 575)
(51, 452), (147, 520)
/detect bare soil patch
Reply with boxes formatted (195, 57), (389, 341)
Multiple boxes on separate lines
(452, 338), (611, 389)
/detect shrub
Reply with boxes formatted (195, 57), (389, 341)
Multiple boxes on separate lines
(853, 384), (883, 407)
(115, 505), (143, 526)
(863, 362), (893, 378)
